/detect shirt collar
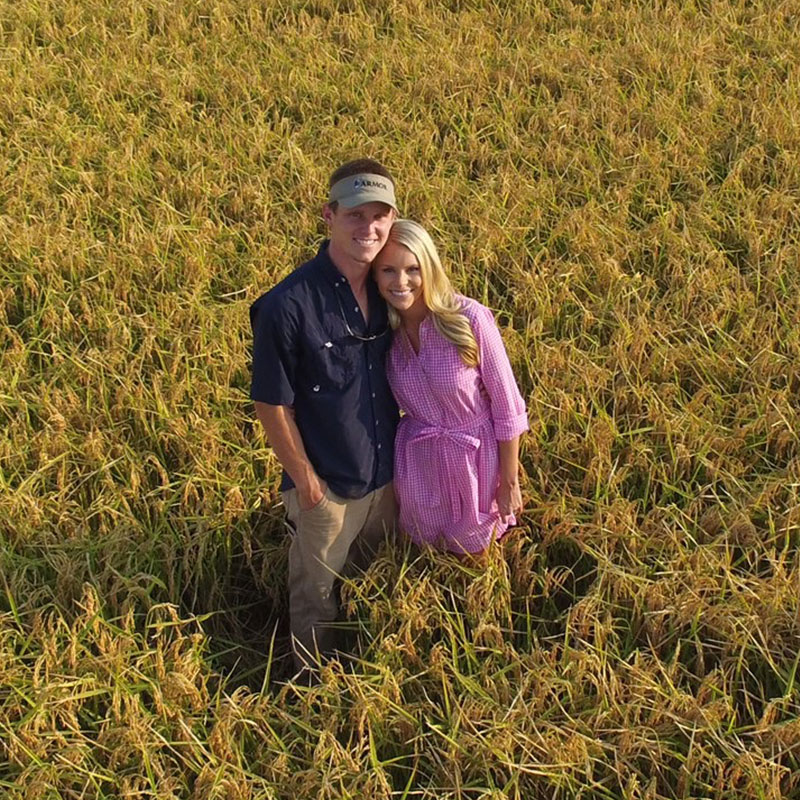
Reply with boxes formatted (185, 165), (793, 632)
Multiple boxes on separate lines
(314, 240), (383, 304)
(314, 240), (349, 287)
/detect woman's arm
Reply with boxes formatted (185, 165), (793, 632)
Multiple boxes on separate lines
(468, 302), (528, 442)
(497, 436), (522, 520)
(466, 301), (527, 520)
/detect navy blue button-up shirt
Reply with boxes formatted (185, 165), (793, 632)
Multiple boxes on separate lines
(250, 241), (398, 499)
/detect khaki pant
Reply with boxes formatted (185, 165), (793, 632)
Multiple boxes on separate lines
(282, 483), (396, 670)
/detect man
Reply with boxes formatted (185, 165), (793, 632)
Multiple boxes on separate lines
(249, 159), (399, 672)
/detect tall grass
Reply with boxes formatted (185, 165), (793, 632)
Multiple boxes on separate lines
(1, 0), (799, 797)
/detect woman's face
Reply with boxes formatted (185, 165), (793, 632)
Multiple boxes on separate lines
(373, 240), (424, 317)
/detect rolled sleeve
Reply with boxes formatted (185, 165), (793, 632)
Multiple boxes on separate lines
(250, 295), (298, 405)
(472, 304), (529, 442)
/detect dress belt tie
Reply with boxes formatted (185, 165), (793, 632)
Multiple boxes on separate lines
(402, 412), (491, 517)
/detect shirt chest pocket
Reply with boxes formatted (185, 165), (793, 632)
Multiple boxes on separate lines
(304, 333), (360, 392)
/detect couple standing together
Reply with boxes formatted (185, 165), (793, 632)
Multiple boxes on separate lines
(250, 158), (528, 671)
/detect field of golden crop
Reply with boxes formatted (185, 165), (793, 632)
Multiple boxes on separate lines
(2, 0), (799, 797)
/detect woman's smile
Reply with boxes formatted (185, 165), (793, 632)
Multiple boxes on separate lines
(374, 240), (424, 316)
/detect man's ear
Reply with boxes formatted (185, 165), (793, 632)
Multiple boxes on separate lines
(322, 204), (334, 225)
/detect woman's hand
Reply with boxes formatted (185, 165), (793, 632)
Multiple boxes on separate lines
(496, 476), (523, 522)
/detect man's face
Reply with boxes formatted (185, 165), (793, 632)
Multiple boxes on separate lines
(323, 201), (396, 266)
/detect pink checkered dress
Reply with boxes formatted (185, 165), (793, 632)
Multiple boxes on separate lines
(386, 296), (529, 554)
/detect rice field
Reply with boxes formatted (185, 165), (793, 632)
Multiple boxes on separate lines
(2, 0), (800, 797)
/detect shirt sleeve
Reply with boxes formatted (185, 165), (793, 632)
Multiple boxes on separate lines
(471, 302), (529, 441)
(249, 294), (299, 405)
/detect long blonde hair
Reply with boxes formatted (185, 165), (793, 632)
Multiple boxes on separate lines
(385, 220), (479, 368)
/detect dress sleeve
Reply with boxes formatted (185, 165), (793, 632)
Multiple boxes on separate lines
(249, 294), (299, 406)
(472, 303), (529, 441)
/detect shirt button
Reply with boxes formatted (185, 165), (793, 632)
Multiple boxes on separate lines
(371, 392), (376, 398)
(377, 444), (382, 450)
(369, 364), (373, 370)
(313, 385), (320, 392)
(354, 306), (359, 313)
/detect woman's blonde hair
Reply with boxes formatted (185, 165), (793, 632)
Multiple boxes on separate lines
(384, 219), (479, 368)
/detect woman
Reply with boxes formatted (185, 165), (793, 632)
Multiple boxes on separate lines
(373, 220), (528, 556)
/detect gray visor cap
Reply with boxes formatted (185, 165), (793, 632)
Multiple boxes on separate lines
(328, 173), (397, 210)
